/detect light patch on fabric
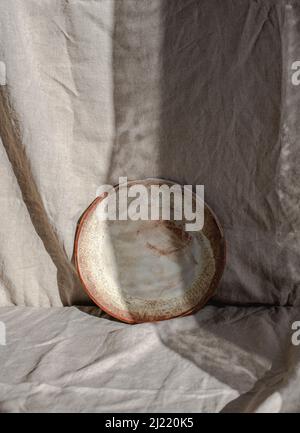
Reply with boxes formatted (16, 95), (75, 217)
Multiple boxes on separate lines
(0, 61), (6, 86)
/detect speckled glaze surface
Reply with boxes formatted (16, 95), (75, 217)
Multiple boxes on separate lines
(75, 179), (225, 323)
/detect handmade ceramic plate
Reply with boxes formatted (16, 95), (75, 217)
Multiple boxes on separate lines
(75, 179), (225, 323)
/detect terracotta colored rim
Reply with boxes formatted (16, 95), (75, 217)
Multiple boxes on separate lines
(74, 179), (226, 324)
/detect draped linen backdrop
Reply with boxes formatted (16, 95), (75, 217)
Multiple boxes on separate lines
(1, 0), (300, 414)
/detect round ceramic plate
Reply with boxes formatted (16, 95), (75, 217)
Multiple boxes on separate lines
(75, 179), (225, 323)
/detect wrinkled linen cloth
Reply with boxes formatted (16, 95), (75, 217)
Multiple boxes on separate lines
(0, 305), (300, 413)
(1, 0), (300, 413)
